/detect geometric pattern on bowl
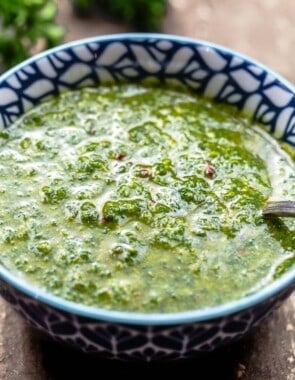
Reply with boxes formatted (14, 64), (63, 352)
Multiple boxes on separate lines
(0, 35), (294, 145)
(0, 279), (293, 361)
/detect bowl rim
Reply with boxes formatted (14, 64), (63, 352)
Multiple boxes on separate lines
(1, 33), (294, 93)
(0, 33), (294, 326)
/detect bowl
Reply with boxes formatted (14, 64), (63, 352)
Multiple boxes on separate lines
(0, 34), (294, 361)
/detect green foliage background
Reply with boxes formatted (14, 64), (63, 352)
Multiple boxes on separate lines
(0, 0), (64, 72)
(73, 0), (166, 31)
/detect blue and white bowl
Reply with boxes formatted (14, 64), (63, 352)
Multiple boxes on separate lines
(0, 34), (294, 361)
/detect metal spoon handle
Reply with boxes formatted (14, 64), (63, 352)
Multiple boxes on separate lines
(262, 201), (295, 217)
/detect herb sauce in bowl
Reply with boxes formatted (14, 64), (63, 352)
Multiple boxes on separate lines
(0, 83), (294, 312)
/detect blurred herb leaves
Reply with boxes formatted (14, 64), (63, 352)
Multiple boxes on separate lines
(0, 0), (64, 72)
(72, 0), (167, 31)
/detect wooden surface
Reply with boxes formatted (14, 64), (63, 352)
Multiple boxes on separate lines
(0, 1), (294, 379)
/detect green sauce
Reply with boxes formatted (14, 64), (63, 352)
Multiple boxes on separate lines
(0, 84), (294, 312)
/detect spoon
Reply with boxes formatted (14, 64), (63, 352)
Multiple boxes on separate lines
(262, 201), (295, 217)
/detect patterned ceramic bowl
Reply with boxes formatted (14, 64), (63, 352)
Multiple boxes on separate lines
(0, 34), (294, 361)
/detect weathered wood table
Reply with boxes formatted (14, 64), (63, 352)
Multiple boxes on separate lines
(0, 1), (294, 378)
